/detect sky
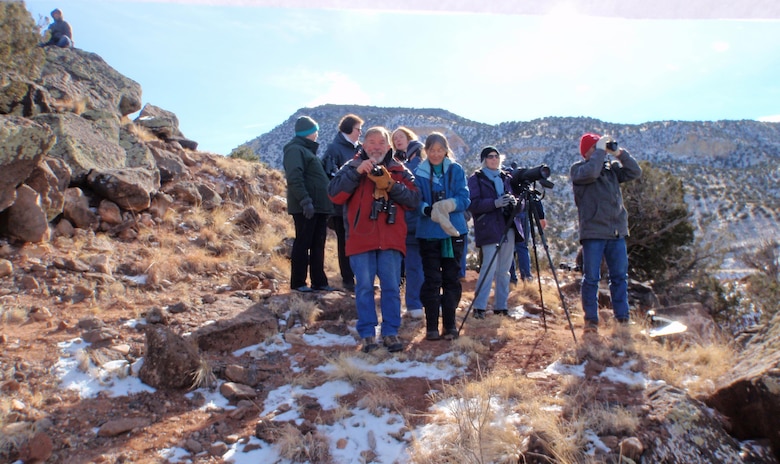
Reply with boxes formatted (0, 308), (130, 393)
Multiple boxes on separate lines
(23, 0), (780, 155)
(49, 307), (664, 463)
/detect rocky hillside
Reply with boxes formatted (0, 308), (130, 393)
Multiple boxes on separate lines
(246, 105), (780, 261)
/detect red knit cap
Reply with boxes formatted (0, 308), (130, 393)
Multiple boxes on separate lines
(579, 133), (600, 157)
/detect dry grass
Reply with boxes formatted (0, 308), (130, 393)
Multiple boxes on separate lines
(275, 422), (332, 463)
(0, 304), (28, 324)
(410, 372), (527, 464)
(190, 357), (217, 390)
(125, 122), (158, 142)
(356, 388), (404, 416)
(323, 353), (388, 389)
(641, 340), (736, 396)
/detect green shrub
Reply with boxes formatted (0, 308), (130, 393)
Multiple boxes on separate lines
(0, 1), (45, 81)
(229, 145), (259, 162)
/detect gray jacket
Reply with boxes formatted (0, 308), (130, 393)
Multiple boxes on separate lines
(570, 148), (641, 241)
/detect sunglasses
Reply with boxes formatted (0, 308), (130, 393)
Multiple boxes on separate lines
(484, 154), (500, 159)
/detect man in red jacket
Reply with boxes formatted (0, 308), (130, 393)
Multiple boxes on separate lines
(328, 127), (420, 353)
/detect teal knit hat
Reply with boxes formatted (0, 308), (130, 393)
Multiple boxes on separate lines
(295, 116), (319, 137)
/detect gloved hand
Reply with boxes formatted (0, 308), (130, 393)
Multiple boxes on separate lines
(300, 198), (315, 219)
(507, 194), (518, 206)
(431, 198), (459, 236)
(494, 194), (513, 209)
(367, 165), (394, 190)
(595, 135), (614, 151)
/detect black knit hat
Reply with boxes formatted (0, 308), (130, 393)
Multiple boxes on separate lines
(480, 146), (500, 162)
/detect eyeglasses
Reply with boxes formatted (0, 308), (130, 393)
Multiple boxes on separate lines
(485, 154), (500, 159)
(353, 127), (363, 133)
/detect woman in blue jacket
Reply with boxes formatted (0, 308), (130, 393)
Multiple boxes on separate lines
(414, 133), (470, 340)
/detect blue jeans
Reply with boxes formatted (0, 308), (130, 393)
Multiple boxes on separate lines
(350, 249), (402, 339)
(580, 238), (629, 323)
(473, 231), (515, 310)
(404, 239), (424, 310)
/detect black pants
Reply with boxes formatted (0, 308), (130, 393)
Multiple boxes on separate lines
(331, 216), (354, 286)
(291, 213), (329, 289)
(419, 235), (465, 333)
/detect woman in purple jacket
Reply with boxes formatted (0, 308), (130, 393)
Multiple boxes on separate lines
(467, 146), (519, 319)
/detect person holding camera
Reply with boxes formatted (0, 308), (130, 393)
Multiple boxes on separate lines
(328, 127), (420, 353)
(468, 147), (519, 319)
(571, 133), (642, 333)
(392, 127), (425, 319)
(283, 116), (334, 293)
(321, 114), (365, 292)
(414, 132), (471, 340)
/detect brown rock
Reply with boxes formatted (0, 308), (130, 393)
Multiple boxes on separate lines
(97, 417), (151, 437)
(0, 184), (49, 242)
(18, 431), (53, 463)
(219, 382), (257, 401)
(619, 436), (644, 461)
(139, 325), (202, 390)
(0, 258), (12, 277)
(98, 199), (122, 225)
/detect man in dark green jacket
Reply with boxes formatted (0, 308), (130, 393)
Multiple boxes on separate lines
(283, 116), (334, 293)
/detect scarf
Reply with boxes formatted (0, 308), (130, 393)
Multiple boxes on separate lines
(483, 167), (504, 196)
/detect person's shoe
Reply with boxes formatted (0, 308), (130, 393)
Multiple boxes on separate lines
(361, 336), (379, 353)
(383, 335), (403, 353)
(343, 281), (355, 292)
(407, 309), (424, 319)
(426, 330), (441, 341)
(442, 328), (459, 340)
(473, 309), (486, 319)
(313, 285), (336, 292)
(583, 320), (599, 333)
(493, 309), (508, 316)
(293, 286), (313, 293)
(616, 318), (630, 325)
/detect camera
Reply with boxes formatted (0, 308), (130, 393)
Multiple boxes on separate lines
(510, 164), (553, 193)
(433, 190), (446, 202)
(606, 140), (618, 151)
(370, 165), (384, 176)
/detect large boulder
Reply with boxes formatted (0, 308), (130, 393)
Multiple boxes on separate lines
(86, 167), (160, 212)
(707, 311), (780, 461)
(134, 103), (183, 139)
(33, 112), (127, 183)
(38, 47), (142, 117)
(0, 184), (49, 242)
(192, 302), (278, 353)
(139, 325), (202, 390)
(0, 115), (54, 212)
(24, 156), (71, 221)
(640, 384), (777, 463)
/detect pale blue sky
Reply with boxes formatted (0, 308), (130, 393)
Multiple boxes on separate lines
(24, 1), (780, 154)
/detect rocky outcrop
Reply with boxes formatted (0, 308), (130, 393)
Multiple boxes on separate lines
(706, 311), (780, 461)
(0, 35), (210, 243)
(38, 48), (141, 117)
(641, 384), (778, 463)
(0, 116), (54, 212)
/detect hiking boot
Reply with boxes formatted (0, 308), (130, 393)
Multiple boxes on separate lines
(383, 335), (403, 353)
(583, 321), (599, 334)
(473, 309), (486, 319)
(426, 330), (441, 341)
(493, 309), (508, 316)
(293, 286), (313, 293)
(442, 329), (459, 340)
(616, 318), (630, 325)
(361, 336), (379, 353)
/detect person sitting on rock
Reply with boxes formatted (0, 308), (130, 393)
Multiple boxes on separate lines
(40, 8), (73, 48)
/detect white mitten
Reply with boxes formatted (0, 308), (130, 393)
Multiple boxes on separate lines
(431, 199), (459, 236)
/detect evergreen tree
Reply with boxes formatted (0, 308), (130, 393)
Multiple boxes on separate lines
(622, 161), (695, 285)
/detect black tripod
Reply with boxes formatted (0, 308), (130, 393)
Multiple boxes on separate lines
(521, 184), (577, 342)
(458, 183), (577, 343)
